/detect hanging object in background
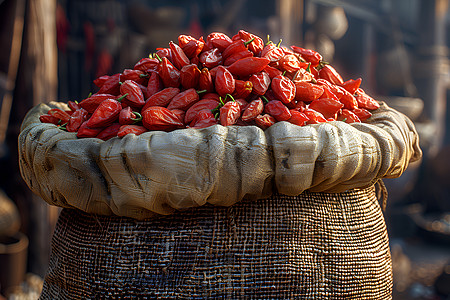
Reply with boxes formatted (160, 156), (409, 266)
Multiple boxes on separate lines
(313, 5), (348, 40)
(304, 4), (349, 63)
(83, 21), (96, 72)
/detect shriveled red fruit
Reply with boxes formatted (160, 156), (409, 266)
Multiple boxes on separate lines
(184, 99), (220, 124)
(352, 107), (372, 122)
(337, 109), (361, 123)
(180, 64), (201, 89)
(304, 108), (327, 124)
(226, 57), (270, 77)
(249, 72), (270, 96)
(232, 80), (253, 99)
(264, 100), (291, 121)
(219, 101), (241, 126)
(308, 98), (344, 120)
(215, 66), (235, 97)
(318, 64), (344, 85)
(142, 87), (180, 110)
(355, 88), (380, 110)
(167, 88), (199, 110)
(117, 125), (148, 137)
(255, 114), (276, 130)
(294, 81), (324, 103)
(142, 106), (185, 131)
(287, 110), (309, 126)
(241, 98), (264, 122)
(271, 75), (296, 104)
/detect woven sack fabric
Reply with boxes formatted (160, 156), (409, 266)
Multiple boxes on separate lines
(40, 186), (392, 300)
(18, 101), (421, 219)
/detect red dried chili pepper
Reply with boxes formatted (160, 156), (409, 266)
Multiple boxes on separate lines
(120, 80), (146, 107)
(170, 109), (186, 123)
(121, 69), (148, 86)
(76, 121), (104, 138)
(67, 101), (80, 112)
(93, 75), (109, 88)
(291, 68), (315, 83)
(155, 47), (172, 62)
(66, 108), (89, 132)
(98, 73), (121, 95)
(201, 92), (220, 101)
(287, 109), (309, 126)
(285, 99), (307, 110)
(142, 106), (185, 131)
(119, 106), (142, 125)
(279, 54), (308, 73)
(340, 78), (362, 95)
(159, 56), (180, 88)
(261, 43), (284, 62)
(39, 114), (60, 125)
(180, 64), (201, 89)
(178, 35), (204, 58)
(316, 79), (344, 99)
(79, 93), (116, 113)
(234, 98), (248, 112)
(238, 30), (264, 55)
(304, 108), (327, 124)
(318, 65), (344, 85)
(47, 108), (71, 124)
(338, 109), (361, 123)
(232, 80), (253, 99)
(96, 123), (121, 140)
(319, 85), (340, 102)
(117, 125), (148, 137)
(222, 40), (250, 60)
(199, 68), (214, 93)
(354, 88), (380, 110)
(86, 94), (126, 128)
(205, 32), (233, 52)
(190, 109), (218, 129)
(351, 107), (372, 122)
(223, 50), (253, 66)
(264, 100), (291, 121)
(249, 72), (270, 96)
(133, 57), (159, 73)
(255, 114), (276, 130)
(338, 86), (358, 110)
(308, 98), (344, 120)
(263, 65), (283, 79)
(169, 41), (190, 70)
(215, 65), (235, 97)
(241, 98), (264, 122)
(290, 46), (323, 67)
(184, 99), (219, 124)
(219, 100), (241, 126)
(167, 88), (200, 110)
(142, 87), (180, 111)
(271, 75), (296, 104)
(146, 72), (163, 98)
(294, 81), (324, 103)
(226, 57), (270, 77)
(199, 48), (223, 69)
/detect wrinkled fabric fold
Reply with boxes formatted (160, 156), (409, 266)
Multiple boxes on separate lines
(18, 101), (421, 219)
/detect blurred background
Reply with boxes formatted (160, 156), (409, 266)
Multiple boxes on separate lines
(0, 0), (450, 299)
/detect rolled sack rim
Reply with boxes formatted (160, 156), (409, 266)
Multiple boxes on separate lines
(17, 100), (422, 219)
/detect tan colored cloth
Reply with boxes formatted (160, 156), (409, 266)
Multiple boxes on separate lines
(18, 101), (421, 219)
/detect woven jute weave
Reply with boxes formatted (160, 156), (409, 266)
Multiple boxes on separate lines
(40, 185), (392, 299)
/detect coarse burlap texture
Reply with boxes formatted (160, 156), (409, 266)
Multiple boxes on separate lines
(40, 186), (392, 299)
(18, 101), (421, 220)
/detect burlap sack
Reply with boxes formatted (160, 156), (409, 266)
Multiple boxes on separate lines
(40, 186), (392, 299)
(19, 101), (421, 219)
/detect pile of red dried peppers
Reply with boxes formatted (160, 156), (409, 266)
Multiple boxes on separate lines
(40, 30), (380, 140)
